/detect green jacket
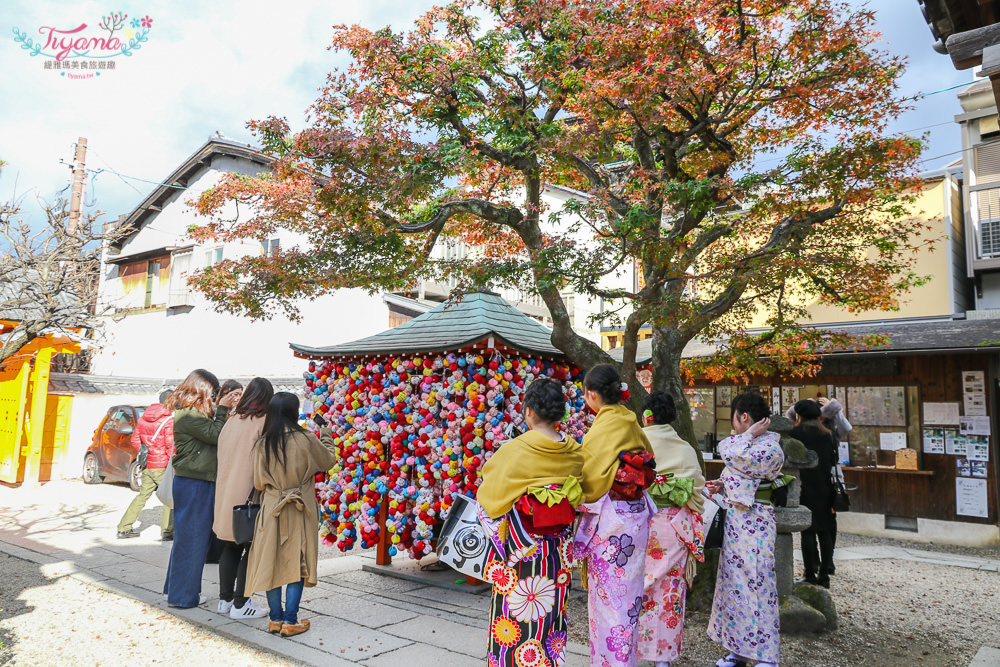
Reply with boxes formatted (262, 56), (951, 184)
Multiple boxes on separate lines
(172, 406), (228, 482)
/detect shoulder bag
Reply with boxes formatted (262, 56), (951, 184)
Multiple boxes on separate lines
(155, 457), (174, 508)
(702, 490), (727, 550)
(232, 488), (261, 546)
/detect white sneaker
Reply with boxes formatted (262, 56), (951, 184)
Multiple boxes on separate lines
(229, 598), (269, 620)
(199, 594), (207, 605)
(217, 599), (233, 614)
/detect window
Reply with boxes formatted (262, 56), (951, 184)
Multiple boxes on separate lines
(204, 247), (223, 266)
(261, 238), (280, 257)
(167, 249), (195, 308)
(144, 260), (160, 308)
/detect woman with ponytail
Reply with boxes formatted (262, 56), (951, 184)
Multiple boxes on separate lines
(573, 364), (655, 667)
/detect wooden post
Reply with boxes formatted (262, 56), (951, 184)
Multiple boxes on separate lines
(68, 137), (87, 236)
(375, 491), (391, 565)
(21, 348), (53, 486)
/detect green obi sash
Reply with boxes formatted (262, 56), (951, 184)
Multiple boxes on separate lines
(647, 473), (695, 509)
(526, 475), (583, 508)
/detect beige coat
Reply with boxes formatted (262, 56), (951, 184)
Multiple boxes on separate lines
(213, 414), (266, 542)
(245, 428), (335, 594)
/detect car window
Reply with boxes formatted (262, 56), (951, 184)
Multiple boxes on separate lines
(106, 408), (129, 431)
(135, 406), (146, 418)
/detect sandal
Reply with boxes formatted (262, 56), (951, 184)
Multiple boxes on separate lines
(716, 656), (748, 667)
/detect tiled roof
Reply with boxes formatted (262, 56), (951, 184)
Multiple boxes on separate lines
(48, 374), (304, 395)
(608, 316), (1000, 366)
(290, 292), (562, 359)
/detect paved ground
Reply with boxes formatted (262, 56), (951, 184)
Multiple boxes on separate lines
(0, 480), (588, 666)
(1, 479), (998, 666)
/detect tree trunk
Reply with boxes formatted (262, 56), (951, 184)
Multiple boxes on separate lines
(649, 326), (698, 451)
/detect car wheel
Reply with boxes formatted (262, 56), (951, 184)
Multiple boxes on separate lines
(128, 460), (143, 492)
(82, 453), (102, 484)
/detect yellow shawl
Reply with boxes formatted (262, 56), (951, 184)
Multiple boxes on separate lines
(477, 430), (585, 519)
(580, 404), (653, 503)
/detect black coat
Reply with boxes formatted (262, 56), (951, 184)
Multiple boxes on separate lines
(791, 423), (837, 532)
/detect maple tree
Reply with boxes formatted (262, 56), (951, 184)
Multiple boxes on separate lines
(191, 0), (925, 443)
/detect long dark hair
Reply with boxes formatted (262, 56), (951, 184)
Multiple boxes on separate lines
(234, 377), (274, 418)
(258, 392), (305, 467)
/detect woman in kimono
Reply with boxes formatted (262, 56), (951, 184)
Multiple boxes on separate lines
(573, 364), (656, 667)
(705, 392), (784, 667)
(245, 392), (336, 638)
(637, 392), (705, 667)
(477, 377), (585, 667)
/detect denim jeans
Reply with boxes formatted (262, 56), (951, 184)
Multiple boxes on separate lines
(265, 579), (304, 624)
(163, 475), (215, 607)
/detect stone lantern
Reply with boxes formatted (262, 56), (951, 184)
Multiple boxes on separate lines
(768, 415), (838, 634)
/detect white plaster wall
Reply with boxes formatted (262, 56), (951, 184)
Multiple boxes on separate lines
(92, 151), (389, 379)
(91, 288), (387, 378)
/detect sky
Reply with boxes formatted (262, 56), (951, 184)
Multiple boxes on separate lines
(0, 0), (976, 228)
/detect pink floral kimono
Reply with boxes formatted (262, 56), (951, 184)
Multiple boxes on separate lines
(573, 493), (655, 667)
(637, 505), (704, 661)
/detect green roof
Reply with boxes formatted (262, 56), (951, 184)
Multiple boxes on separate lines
(290, 292), (563, 359)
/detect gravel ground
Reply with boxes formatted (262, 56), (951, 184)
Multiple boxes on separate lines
(836, 530), (1000, 560)
(0, 553), (302, 667)
(566, 553), (1000, 666)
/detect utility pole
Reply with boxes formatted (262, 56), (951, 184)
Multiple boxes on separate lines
(68, 137), (87, 235)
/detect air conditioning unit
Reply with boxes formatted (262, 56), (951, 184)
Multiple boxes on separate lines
(981, 219), (1000, 258)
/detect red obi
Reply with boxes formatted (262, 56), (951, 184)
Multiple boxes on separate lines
(608, 449), (656, 501)
(515, 494), (577, 535)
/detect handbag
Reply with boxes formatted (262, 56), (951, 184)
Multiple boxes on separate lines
(232, 489), (261, 546)
(155, 457), (174, 508)
(702, 491), (727, 550)
(436, 494), (494, 578)
(830, 465), (852, 512)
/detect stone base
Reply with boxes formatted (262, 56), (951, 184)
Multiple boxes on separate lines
(779, 585), (837, 634)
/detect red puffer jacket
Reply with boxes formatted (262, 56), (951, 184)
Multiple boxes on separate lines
(130, 403), (174, 469)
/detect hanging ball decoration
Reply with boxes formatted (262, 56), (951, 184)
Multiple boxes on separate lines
(305, 351), (590, 559)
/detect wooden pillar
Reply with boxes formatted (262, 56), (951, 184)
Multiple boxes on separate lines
(375, 491), (391, 565)
(22, 348), (53, 485)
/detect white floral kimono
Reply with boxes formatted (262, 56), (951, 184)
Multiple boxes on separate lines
(707, 431), (785, 664)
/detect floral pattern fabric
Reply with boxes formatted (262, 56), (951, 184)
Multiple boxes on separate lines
(707, 431), (784, 664)
(573, 493), (654, 667)
(637, 505), (704, 662)
(487, 528), (573, 666)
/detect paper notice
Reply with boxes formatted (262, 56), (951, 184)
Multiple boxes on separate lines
(922, 428), (945, 455)
(838, 441), (850, 465)
(879, 431), (907, 451)
(956, 478), (989, 518)
(923, 402), (960, 425)
(945, 430), (967, 456)
(964, 392), (988, 417)
(966, 436), (990, 462)
(960, 416), (992, 436)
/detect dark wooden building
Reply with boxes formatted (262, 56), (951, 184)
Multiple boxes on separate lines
(612, 317), (1000, 546)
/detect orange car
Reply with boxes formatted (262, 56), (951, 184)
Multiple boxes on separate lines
(83, 405), (147, 491)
